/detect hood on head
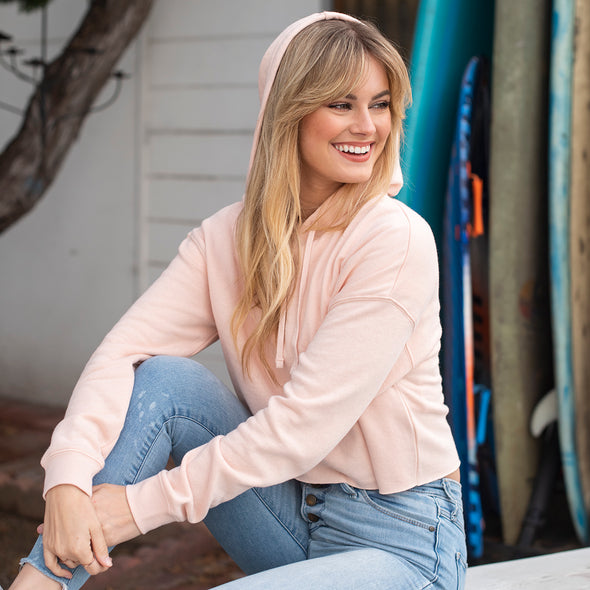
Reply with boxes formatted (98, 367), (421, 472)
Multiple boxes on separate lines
(248, 11), (403, 197)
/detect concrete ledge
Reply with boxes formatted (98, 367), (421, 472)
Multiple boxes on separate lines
(466, 547), (590, 588)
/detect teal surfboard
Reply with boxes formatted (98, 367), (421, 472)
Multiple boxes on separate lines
(548, 0), (589, 544)
(398, 0), (494, 245)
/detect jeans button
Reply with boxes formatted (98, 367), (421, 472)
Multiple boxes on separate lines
(308, 513), (319, 522)
(305, 494), (318, 506)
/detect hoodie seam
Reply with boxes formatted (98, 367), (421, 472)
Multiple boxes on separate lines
(328, 295), (416, 328)
(390, 206), (413, 292)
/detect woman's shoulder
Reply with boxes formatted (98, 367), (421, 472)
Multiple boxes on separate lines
(190, 201), (243, 241)
(182, 201), (243, 259)
(351, 195), (435, 249)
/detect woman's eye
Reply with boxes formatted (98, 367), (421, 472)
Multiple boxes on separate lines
(328, 102), (352, 111)
(371, 101), (391, 110)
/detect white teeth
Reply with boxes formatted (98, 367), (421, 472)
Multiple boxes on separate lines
(336, 144), (371, 154)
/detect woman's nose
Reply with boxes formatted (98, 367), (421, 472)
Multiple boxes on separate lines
(350, 108), (377, 135)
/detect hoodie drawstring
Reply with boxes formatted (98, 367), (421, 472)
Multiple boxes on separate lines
(275, 230), (315, 369)
(276, 310), (286, 369)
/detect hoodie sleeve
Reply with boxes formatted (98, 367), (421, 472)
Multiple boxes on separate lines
(126, 207), (440, 533)
(41, 227), (218, 498)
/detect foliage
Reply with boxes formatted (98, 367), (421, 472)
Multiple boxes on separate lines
(0, 0), (53, 13)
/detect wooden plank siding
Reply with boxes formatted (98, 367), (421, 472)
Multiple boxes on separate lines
(142, 0), (323, 282)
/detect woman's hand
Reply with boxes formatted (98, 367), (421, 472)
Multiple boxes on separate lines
(91, 483), (141, 546)
(41, 484), (112, 579)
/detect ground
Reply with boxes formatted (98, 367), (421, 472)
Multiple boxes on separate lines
(0, 396), (581, 589)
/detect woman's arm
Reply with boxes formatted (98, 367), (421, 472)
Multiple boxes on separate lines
(41, 226), (219, 501)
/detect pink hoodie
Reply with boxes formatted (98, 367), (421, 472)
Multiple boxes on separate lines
(41, 12), (459, 534)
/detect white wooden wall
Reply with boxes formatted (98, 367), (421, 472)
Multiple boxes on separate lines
(143, 0), (326, 281)
(0, 0), (325, 405)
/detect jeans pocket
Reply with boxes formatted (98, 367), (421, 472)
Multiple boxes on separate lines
(358, 489), (438, 532)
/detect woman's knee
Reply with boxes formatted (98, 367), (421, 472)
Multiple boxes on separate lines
(134, 355), (199, 384)
(133, 356), (211, 395)
(131, 356), (238, 417)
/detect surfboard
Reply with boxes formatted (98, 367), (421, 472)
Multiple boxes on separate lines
(570, 0), (590, 529)
(489, 0), (554, 546)
(398, 0), (494, 246)
(442, 56), (489, 559)
(468, 58), (496, 535)
(549, 0), (589, 544)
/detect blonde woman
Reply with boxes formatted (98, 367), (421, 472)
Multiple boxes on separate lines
(9, 12), (466, 590)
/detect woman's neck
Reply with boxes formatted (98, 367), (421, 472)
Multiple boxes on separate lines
(299, 182), (344, 221)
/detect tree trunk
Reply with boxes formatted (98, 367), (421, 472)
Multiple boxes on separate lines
(0, 0), (154, 233)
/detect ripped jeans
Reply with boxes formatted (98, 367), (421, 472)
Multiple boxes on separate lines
(21, 356), (467, 589)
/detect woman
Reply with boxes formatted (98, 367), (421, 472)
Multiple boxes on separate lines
(9, 11), (466, 590)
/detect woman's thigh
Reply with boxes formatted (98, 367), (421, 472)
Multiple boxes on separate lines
(212, 547), (427, 590)
(205, 479), (308, 574)
(215, 479), (467, 590)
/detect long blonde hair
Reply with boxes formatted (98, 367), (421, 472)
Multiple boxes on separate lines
(232, 18), (411, 379)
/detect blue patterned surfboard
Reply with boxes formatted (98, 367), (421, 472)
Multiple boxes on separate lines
(442, 56), (486, 559)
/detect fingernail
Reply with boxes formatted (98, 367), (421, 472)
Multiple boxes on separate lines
(105, 556), (113, 567)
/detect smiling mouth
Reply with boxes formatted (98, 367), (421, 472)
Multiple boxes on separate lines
(333, 143), (373, 161)
(334, 144), (372, 154)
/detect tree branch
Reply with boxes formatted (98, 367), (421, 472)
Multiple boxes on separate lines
(0, 0), (154, 233)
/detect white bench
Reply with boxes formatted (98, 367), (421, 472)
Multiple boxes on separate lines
(466, 547), (590, 588)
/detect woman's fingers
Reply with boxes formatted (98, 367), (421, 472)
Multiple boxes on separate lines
(61, 558), (79, 570)
(42, 484), (113, 577)
(82, 555), (110, 576)
(37, 520), (112, 574)
(89, 520), (113, 571)
(42, 548), (73, 579)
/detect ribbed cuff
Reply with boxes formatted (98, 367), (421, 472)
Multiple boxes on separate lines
(126, 472), (178, 534)
(42, 451), (102, 498)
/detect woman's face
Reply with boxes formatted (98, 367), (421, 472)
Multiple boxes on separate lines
(298, 55), (392, 210)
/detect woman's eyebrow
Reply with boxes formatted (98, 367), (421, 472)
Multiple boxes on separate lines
(344, 89), (391, 100)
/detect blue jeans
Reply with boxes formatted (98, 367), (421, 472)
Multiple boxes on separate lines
(22, 356), (467, 589)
